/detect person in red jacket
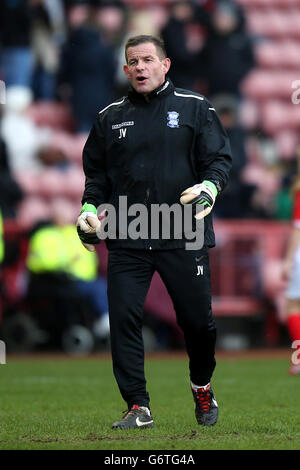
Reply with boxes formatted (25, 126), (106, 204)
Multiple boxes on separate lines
(282, 173), (300, 375)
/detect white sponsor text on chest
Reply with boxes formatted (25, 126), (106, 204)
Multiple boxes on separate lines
(112, 121), (134, 130)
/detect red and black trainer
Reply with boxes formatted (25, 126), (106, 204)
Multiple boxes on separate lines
(191, 382), (218, 426)
(112, 404), (154, 429)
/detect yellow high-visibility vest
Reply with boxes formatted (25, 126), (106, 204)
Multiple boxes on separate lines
(26, 224), (98, 281)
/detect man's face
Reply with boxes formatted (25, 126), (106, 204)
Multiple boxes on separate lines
(123, 42), (171, 96)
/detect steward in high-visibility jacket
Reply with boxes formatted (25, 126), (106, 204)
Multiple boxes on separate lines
(26, 224), (98, 281)
(26, 222), (109, 337)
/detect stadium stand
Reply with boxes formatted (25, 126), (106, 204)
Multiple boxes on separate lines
(237, 0), (300, 138)
(4, 0), (300, 229)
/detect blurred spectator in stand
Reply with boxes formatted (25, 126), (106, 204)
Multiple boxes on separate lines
(96, 0), (128, 48)
(59, 0), (116, 133)
(161, 0), (210, 91)
(0, 208), (3, 325)
(96, 0), (129, 98)
(0, 209), (4, 264)
(273, 160), (296, 222)
(31, 0), (66, 100)
(26, 199), (110, 340)
(272, 143), (300, 222)
(282, 154), (300, 375)
(237, 127), (285, 219)
(114, 6), (167, 97)
(212, 94), (255, 218)
(201, 0), (255, 98)
(37, 145), (70, 169)
(0, 135), (24, 219)
(0, 0), (35, 88)
(0, 86), (52, 172)
(242, 163), (282, 219)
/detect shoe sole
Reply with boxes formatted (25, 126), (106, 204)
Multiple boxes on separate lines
(112, 422), (154, 430)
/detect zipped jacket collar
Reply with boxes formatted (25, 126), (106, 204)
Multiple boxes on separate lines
(127, 78), (174, 104)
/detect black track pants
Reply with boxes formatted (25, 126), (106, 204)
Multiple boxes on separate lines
(107, 247), (216, 409)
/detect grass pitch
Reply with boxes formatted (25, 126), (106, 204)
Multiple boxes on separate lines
(0, 351), (299, 450)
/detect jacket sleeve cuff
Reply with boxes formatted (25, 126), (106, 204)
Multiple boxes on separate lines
(202, 180), (219, 198)
(80, 203), (97, 214)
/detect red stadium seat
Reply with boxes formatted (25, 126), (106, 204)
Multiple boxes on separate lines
(286, 10), (300, 38)
(262, 10), (293, 38)
(242, 70), (278, 99)
(261, 100), (300, 135)
(235, 0), (273, 7)
(49, 197), (79, 224)
(242, 70), (296, 99)
(33, 166), (84, 200)
(61, 166), (85, 199)
(254, 41), (282, 68)
(276, 72), (299, 99)
(68, 134), (87, 163)
(48, 131), (73, 158)
(36, 168), (66, 198)
(212, 297), (263, 317)
(49, 131), (87, 163)
(26, 102), (75, 132)
(242, 162), (270, 187)
(247, 9), (299, 39)
(13, 171), (41, 196)
(254, 40), (300, 69)
(260, 101), (290, 134)
(274, 130), (299, 160)
(280, 40), (300, 68)
(246, 10), (268, 36)
(274, 0), (300, 7)
(18, 196), (51, 228)
(239, 99), (260, 130)
(289, 104), (300, 129)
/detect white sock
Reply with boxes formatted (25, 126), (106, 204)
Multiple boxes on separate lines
(139, 406), (151, 416)
(191, 381), (210, 391)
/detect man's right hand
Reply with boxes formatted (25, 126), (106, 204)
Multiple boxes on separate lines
(77, 203), (101, 252)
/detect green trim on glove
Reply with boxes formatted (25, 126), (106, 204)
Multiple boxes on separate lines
(202, 180), (218, 198)
(80, 203), (97, 214)
(199, 200), (211, 207)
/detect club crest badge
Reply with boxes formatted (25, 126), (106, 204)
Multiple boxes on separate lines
(167, 111), (179, 128)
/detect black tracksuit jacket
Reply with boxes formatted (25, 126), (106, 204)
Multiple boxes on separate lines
(81, 79), (232, 250)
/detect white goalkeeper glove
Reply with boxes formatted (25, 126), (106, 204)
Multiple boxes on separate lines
(76, 203), (101, 252)
(180, 180), (218, 220)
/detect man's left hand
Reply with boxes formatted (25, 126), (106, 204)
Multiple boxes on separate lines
(180, 180), (218, 220)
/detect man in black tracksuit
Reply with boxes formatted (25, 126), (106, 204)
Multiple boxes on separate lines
(77, 35), (232, 429)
